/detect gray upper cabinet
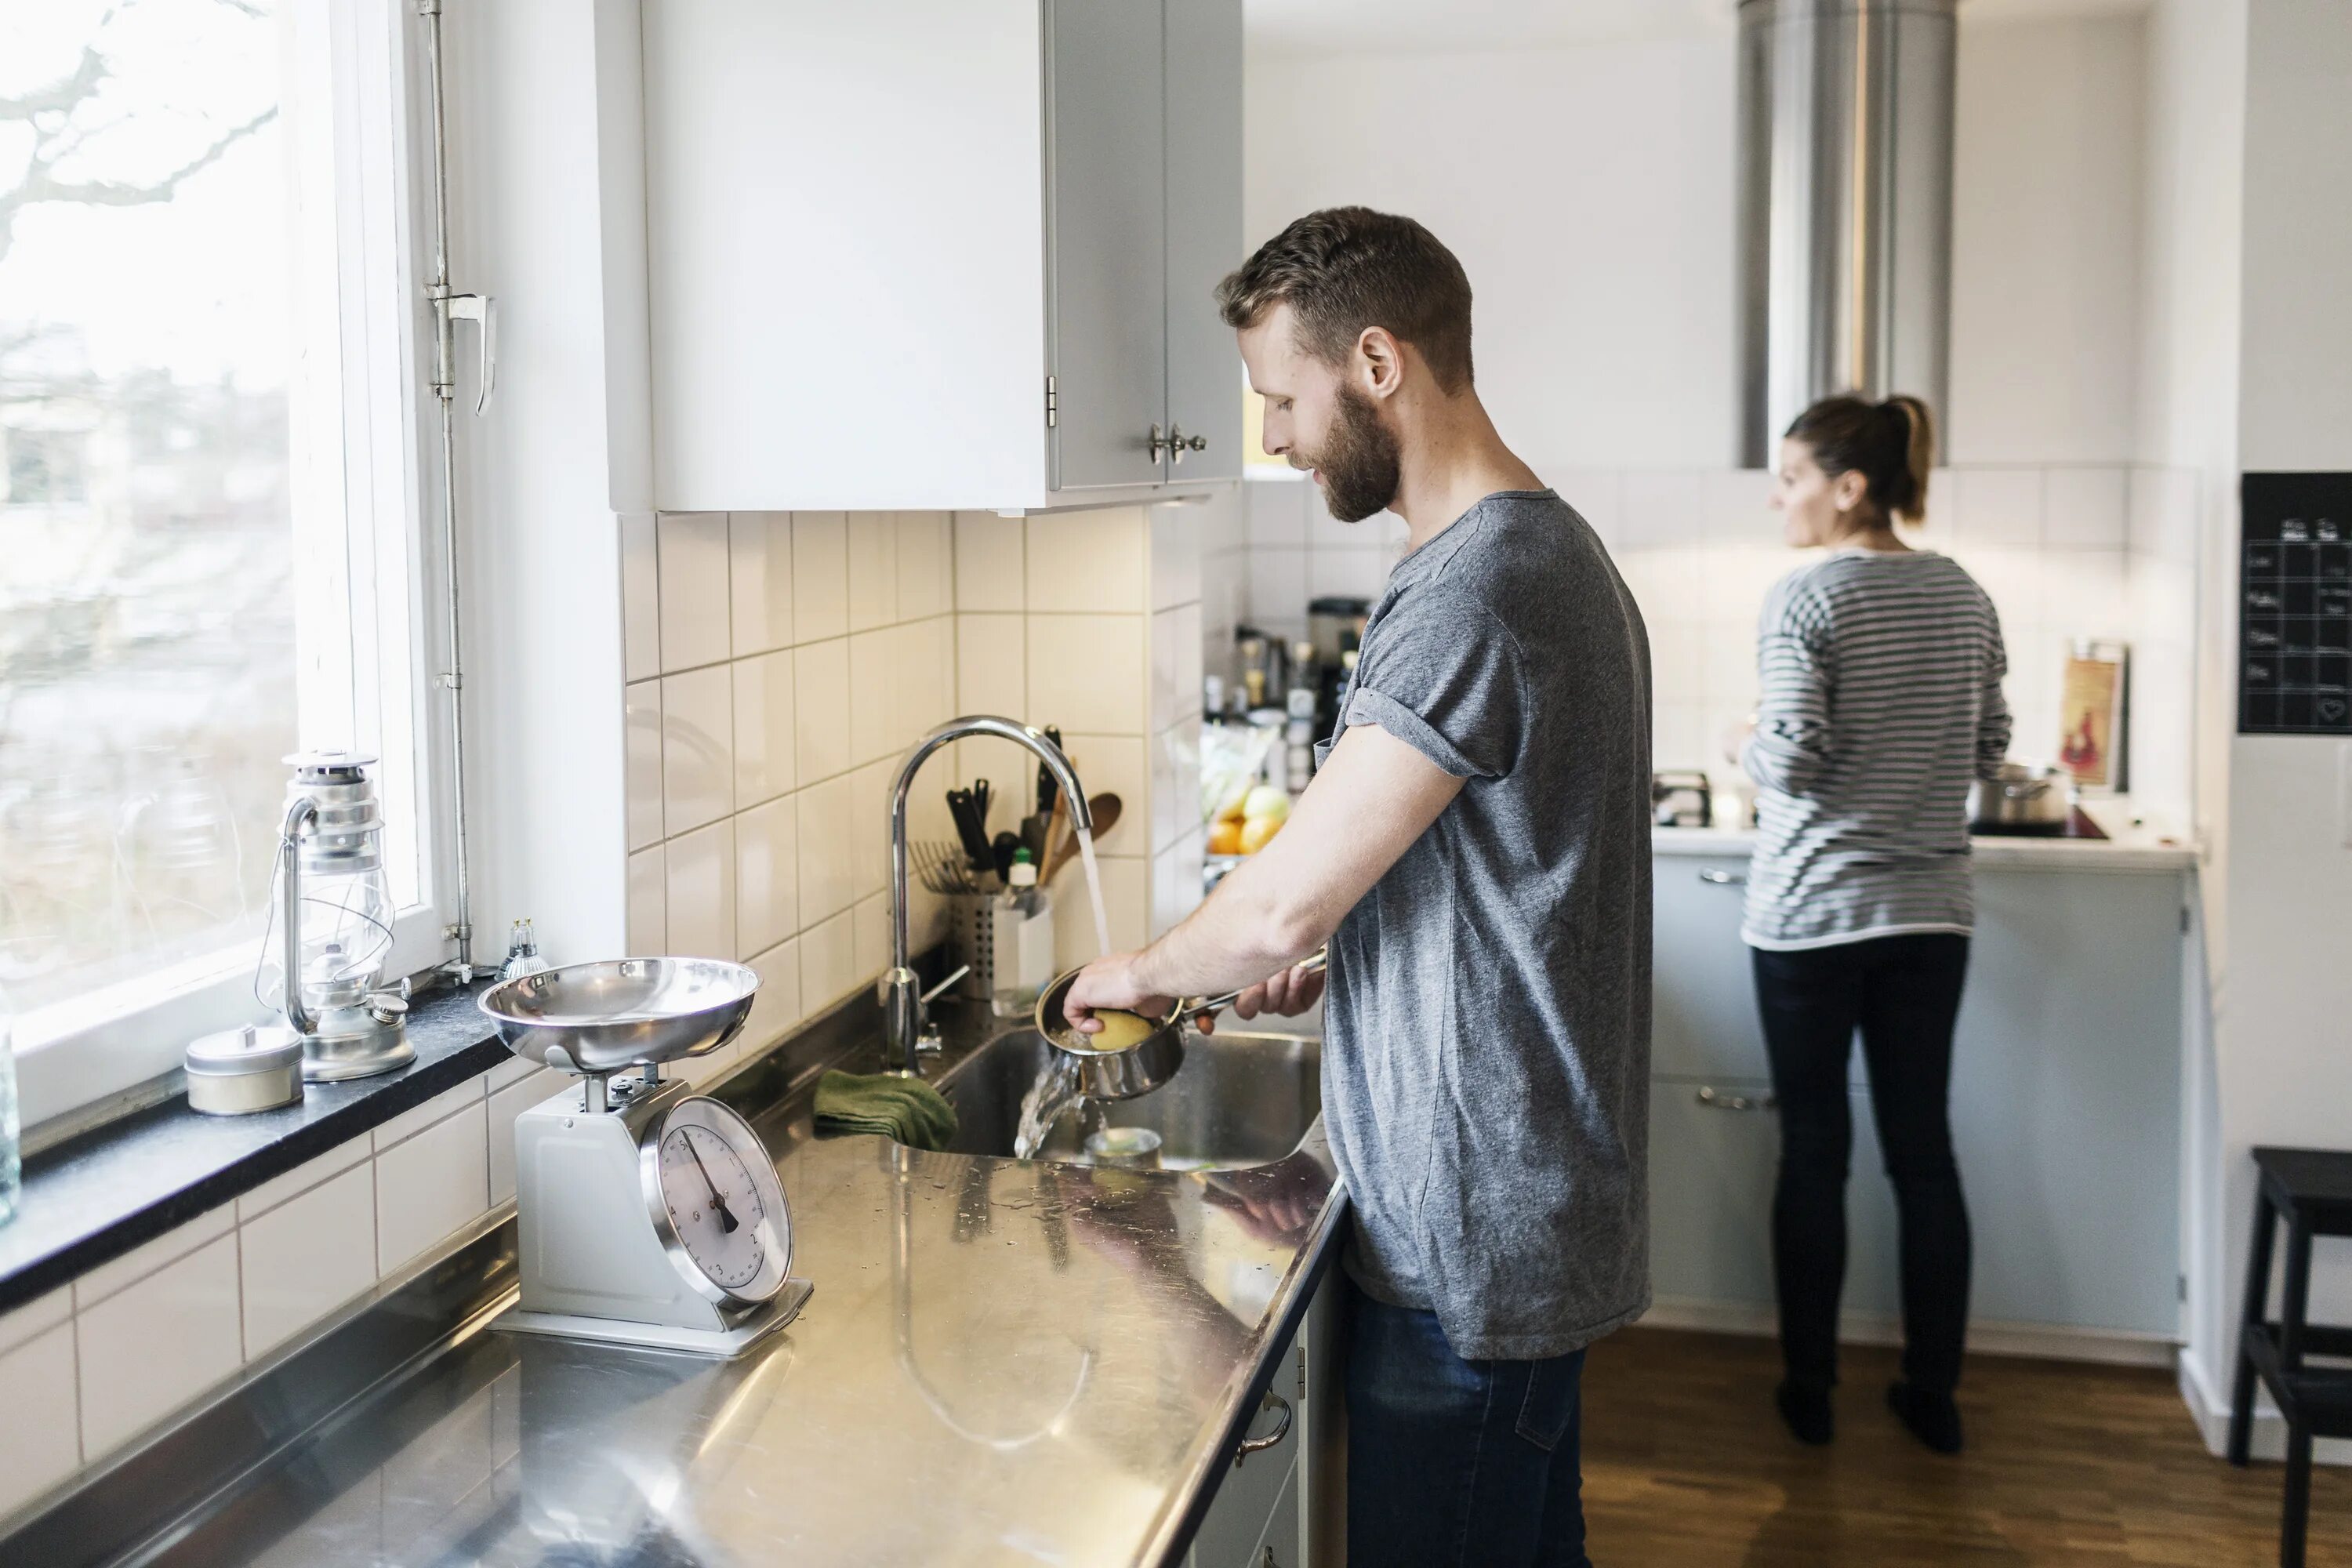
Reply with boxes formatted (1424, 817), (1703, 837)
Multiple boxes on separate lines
(641, 0), (1243, 514)
(1049, 0), (1168, 492)
(1162, 0), (1245, 485)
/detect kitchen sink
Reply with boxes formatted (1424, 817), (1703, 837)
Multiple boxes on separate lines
(935, 1029), (1321, 1170)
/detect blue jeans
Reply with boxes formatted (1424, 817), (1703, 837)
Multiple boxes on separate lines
(1345, 1282), (1595, 1568)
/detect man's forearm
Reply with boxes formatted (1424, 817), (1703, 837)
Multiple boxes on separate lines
(1126, 855), (1322, 1000)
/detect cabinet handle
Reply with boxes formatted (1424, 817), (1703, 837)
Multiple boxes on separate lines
(1233, 1389), (1294, 1467)
(1697, 869), (1747, 886)
(1697, 1085), (1777, 1112)
(1149, 423), (1210, 464)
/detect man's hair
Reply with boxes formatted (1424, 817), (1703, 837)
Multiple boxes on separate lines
(1215, 206), (1475, 393)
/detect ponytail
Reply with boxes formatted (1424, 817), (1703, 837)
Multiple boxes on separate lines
(1784, 393), (1938, 525)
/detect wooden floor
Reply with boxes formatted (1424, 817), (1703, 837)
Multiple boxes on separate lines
(1579, 1327), (2352, 1566)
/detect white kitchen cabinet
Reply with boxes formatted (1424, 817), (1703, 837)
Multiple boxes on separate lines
(1186, 1263), (1337, 1568)
(1647, 855), (2187, 1344)
(641, 0), (1243, 514)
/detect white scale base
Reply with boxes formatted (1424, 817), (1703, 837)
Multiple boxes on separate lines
(497, 1277), (814, 1357)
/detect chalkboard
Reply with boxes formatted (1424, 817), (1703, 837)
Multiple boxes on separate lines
(2239, 472), (2352, 735)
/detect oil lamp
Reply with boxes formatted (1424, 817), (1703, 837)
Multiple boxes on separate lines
(269, 752), (412, 1080)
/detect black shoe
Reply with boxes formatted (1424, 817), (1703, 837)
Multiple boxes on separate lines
(1775, 1381), (1834, 1445)
(1887, 1381), (1963, 1454)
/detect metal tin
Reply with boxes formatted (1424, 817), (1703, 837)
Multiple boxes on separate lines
(185, 1024), (306, 1115)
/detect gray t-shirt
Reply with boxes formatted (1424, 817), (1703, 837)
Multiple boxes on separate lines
(1316, 489), (1653, 1362)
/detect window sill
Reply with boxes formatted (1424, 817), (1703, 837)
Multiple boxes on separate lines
(0, 982), (508, 1316)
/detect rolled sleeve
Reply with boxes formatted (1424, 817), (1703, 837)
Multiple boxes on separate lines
(1347, 597), (1525, 780)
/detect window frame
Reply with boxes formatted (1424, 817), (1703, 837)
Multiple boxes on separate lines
(13, 0), (456, 1134)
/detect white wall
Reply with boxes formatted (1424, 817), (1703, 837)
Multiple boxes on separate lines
(1245, 12), (2151, 468)
(1246, 35), (1739, 470)
(1948, 16), (2147, 465)
(2187, 0), (2352, 1461)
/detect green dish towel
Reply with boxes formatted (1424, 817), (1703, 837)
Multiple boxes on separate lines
(813, 1069), (959, 1152)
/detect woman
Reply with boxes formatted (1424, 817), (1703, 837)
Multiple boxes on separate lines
(1734, 394), (2010, 1456)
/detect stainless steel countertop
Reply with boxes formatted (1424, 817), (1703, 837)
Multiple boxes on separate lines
(140, 1016), (1345, 1567)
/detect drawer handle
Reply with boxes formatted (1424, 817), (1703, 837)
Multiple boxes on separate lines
(1697, 1086), (1777, 1112)
(1697, 869), (1748, 886)
(1233, 1389), (1294, 1467)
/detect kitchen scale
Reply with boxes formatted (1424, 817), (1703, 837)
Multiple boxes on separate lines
(479, 957), (814, 1356)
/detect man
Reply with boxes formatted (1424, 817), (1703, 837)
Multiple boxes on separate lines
(1065, 206), (1653, 1566)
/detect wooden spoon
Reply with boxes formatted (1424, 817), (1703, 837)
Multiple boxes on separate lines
(1044, 793), (1122, 882)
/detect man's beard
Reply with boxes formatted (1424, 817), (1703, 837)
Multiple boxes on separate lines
(1298, 383), (1401, 523)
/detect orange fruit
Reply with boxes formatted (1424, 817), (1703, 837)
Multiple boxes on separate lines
(1207, 820), (1243, 856)
(1239, 815), (1282, 854)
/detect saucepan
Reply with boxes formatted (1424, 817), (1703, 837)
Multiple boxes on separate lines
(1967, 760), (2074, 836)
(1033, 949), (1329, 1101)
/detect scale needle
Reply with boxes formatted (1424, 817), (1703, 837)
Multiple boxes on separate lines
(684, 1136), (740, 1234)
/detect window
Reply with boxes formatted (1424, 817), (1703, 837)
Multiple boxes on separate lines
(1, 0), (447, 1126)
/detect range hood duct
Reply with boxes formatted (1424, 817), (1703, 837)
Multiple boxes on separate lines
(1737, 0), (1958, 467)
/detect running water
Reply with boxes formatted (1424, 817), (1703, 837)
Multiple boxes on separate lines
(1011, 826), (1115, 1160)
(1073, 825), (1112, 957)
(1014, 1054), (1082, 1158)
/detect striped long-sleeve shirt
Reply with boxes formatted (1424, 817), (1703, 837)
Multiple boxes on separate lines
(1740, 549), (2012, 950)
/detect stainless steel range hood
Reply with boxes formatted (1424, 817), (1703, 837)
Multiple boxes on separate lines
(1737, 0), (1958, 466)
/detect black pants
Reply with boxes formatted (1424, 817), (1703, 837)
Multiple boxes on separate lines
(1751, 933), (1973, 1398)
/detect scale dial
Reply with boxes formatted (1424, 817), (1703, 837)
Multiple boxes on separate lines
(639, 1095), (792, 1307)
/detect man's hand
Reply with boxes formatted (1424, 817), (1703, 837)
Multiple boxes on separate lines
(1226, 960), (1325, 1026)
(1060, 953), (1171, 1036)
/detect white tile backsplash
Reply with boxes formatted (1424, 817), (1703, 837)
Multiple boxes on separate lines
(744, 938), (804, 1054)
(732, 649), (797, 807)
(956, 613), (1025, 716)
(2044, 467), (2129, 549)
(1245, 477), (1308, 546)
(1028, 508), (1145, 614)
(0, 1287), (71, 1359)
(791, 512), (851, 642)
(1152, 503), (1205, 612)
(798, 911), (858, 1009)
(372, 1079), (484, 1153)
(241, 1163), (377, 1358)
(794, 772), (858, 924)
(375, 1102), (489, 1277)
(0, 1322), (80, 1517)
(1954, 467), (2045, 548)
(1030, 615), (1145, 735)
(729, 512), (795, 657)
(660, 664), (735, 834)
(847, 628), (893, 766)
(626, 680), (664, 850)
(627, 846), (666, 952)
(78, 1233), (241, 1460)
(793, 637), (854, 782)
(735, 795), (799, 959)
(656, 513), (731, 672)
(1056, 734), (1147, 858)
(74, 1203), (234, 1311)
(896, 511), (953, 619)
(664, 818), (738, 960)
(953, 511), (1025, 610)
(846, 513), (898, 633)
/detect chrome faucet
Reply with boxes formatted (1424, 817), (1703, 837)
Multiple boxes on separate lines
(881, 717), (1091, 1074)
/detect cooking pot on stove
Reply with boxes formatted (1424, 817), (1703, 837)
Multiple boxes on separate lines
(1968, 761), (2074, 835)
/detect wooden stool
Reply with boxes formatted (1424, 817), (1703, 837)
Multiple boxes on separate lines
(2228, 1146), (2352, 1568)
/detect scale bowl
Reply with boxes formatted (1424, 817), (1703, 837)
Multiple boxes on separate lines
(478, 957), (759, 1075)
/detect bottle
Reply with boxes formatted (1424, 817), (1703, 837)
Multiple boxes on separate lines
(991, 850), (1054, 1014)
(0, 987), (18, 1226)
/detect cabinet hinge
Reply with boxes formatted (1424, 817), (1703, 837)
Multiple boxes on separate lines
(1295, 1343), (1306, 1399)
(2181, 905), (2191, 935)
(1045, 375), (1057, 429)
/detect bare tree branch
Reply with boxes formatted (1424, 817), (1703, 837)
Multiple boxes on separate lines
(0, 106), (277, 267)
